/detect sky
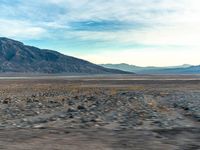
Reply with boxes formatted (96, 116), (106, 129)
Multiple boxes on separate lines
(0, 0), (200, 67)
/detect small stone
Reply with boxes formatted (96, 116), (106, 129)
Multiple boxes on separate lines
(33, 124), (47, 129)
(22, 118), (28, 122)
(49, 117), (57, 121)
(58, 114), (66, 119)
(69, 114), (74, 118)
(77, 105), (86, 110)
(67, 108), (77, 112)
(68, 100), (75, 106)
(3, 98), (11, 104)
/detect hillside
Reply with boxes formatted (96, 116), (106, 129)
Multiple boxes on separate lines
(0, 37), (130, 74)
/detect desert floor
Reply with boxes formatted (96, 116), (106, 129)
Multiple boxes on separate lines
(0, 75), (199, 150)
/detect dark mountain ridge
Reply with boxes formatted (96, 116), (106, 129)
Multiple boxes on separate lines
(0, 37), (130, 74)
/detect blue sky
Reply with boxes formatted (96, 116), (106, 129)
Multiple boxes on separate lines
(0, 0), (200, 66)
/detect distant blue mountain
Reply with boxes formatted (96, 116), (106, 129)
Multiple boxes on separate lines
(100, 63), (200, 74)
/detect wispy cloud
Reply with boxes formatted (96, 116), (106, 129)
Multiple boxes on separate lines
(69, 20), (143, 32)
(0, 19), (47, 39)
(0, 0), (199, 65)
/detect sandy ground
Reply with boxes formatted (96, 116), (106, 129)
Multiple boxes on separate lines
(0, 75), (199, 150)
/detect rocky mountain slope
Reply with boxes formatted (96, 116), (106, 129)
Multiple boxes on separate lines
(0, 37), (129, 74)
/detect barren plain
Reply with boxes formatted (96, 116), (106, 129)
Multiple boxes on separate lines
(0, 75), (199, 150)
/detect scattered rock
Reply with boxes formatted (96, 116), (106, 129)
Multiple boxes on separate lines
(33, 124), (47, 129)
(77, 105), (86, 110)
(3, 97), (11, 104)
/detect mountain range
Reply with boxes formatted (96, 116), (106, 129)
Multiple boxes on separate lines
(0, 37), (129, 74)
(101, 63), (200, 74)
(1, 37), (199, 75)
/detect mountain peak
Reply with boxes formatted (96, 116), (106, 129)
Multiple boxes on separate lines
(0, 37), (130, 74)
(0, 37), (24, 46)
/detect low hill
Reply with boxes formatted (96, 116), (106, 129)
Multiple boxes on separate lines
(100, 63), (200, 74)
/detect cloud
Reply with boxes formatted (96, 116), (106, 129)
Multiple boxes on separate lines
(0, 19), (47, 39)
(0, 0), (200, 65)
(46, 0), (66, 4)
(69, 20), (143, 32)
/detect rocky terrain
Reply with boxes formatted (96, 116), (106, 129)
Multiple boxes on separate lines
(0, 76), (199, 149)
